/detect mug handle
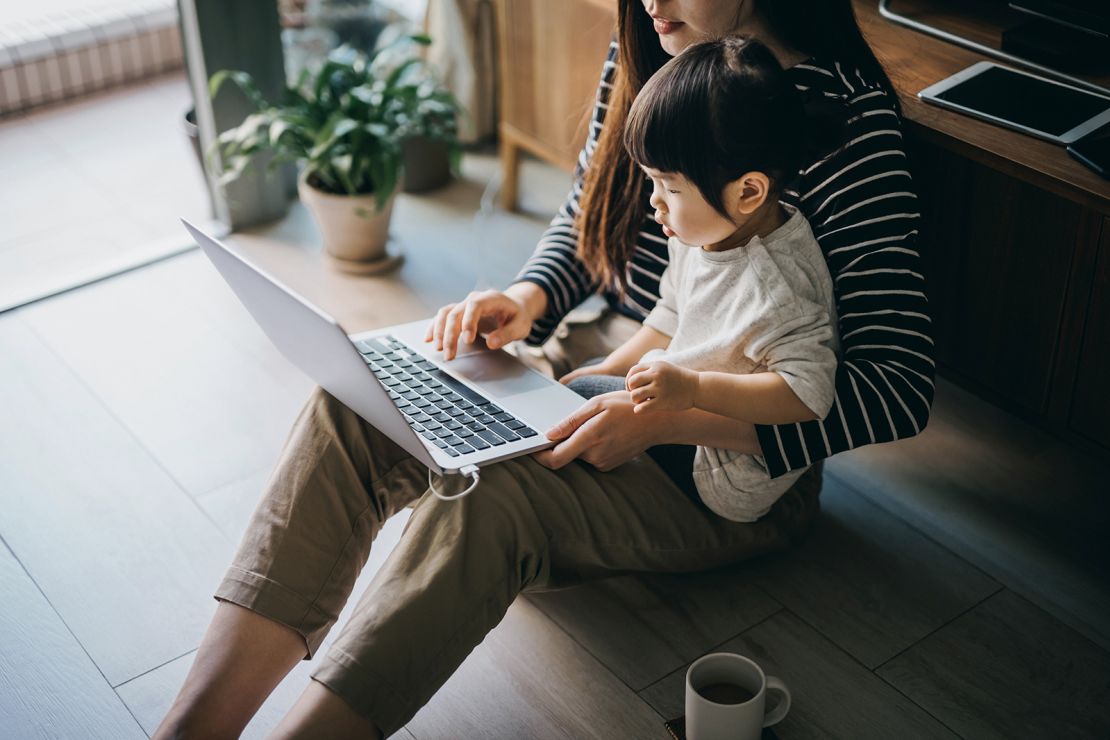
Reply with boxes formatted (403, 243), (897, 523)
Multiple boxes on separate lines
(762, 675), (791, 727)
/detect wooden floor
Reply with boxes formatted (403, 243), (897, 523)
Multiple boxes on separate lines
(2, 150), (1109, 738)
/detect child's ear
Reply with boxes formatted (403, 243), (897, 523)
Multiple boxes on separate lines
(726, 172), (771, 217)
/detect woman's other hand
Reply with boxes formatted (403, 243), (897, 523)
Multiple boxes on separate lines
(533, 391), (673, 471)
(424, 284), (545, 361)
(626, 361), (699, 413)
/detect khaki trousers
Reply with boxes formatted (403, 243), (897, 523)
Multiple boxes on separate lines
(213, 311), (822, 735)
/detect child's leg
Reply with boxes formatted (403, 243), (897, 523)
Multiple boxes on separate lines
(566, 373), (626, 399)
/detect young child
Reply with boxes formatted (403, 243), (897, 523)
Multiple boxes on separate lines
(561, 36), (840, 523)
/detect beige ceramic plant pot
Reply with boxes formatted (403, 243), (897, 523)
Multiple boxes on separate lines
(297, 170), (403, 275)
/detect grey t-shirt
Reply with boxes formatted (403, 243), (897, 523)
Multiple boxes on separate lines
(641, 206), (839, 522)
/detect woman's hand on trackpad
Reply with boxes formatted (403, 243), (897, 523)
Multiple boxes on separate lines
(425, 289), (533, 361)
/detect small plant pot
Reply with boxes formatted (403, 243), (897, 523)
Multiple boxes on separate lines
(297, 171), (403, 275)
(183, 107), (218, 219)
(402, 136), (453, 193)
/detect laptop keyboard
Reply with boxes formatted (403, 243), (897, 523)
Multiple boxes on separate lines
(355, 334), (538, 457)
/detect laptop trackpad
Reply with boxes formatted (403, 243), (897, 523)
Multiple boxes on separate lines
(446, 353), (552, 397)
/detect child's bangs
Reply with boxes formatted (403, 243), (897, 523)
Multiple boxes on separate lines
(623, 65), (711, 176)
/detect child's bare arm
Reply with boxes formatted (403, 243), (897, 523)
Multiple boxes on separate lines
(694, 370), (819, 423)
(626, 363), (820, 424)
(559, 325), (672, 384)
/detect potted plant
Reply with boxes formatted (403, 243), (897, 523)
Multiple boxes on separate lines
(209, 37), (462, 273)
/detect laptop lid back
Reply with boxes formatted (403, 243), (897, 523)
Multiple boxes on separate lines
(181, 219), (442, 475)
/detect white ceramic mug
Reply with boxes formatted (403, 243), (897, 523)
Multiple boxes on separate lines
(685, 652), (791, 740)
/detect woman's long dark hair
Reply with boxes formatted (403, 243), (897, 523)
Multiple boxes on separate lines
(576, 0), (897, 293)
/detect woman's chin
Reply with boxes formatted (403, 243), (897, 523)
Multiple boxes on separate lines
(657, 30), (695, 57)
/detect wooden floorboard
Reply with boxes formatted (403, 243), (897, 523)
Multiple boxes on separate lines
(747, 477), (1001, 668)
(0, 313), (234, 687)
(639, 610), (959, 740)
(116, 510), (412, 737)
(878, 588), (1110, 740)
(0, 537), (146, 739)
(19, 252), (314, 498)
(826, 378), (1110, 653)
(407, 598), (671, 739)
(527, 566), (781, 692)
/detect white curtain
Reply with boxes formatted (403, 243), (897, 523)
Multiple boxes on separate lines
(425, 0), (498, 144)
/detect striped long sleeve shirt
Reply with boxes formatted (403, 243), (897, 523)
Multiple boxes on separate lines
(513, 41), (935, 478)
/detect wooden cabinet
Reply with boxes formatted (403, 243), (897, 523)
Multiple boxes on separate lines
(493, 0), (616, 209)
(913, 143), (1087, 417)
(1070, 219), (1110, 449)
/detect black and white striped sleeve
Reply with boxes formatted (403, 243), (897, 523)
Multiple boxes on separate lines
(511, 41), (619, 346)
(756, 76), (935, 477)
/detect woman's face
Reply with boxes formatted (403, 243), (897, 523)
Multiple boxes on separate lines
(640, 0), (750, 56)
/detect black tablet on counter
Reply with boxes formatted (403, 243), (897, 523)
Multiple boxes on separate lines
(919, 61), (1110, 145)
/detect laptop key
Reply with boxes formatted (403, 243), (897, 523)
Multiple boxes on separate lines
(435, 428), (454, 439)
(480, 403), (503, 414)
(504, 419), (526, 430)
(468, 435), (490, 450)
(476, 430), (506, 446)
(493, 412), (515, 423)
(445, 420), (463, 431)
(456, 427), (474, 437)
(451, 443), (475, 455)
(488, 422), (521, 442)
(444, 435), (464, 446)
(431, 411), (451, 423)
(517, 426), (538, 438)
(444, 447), (461, 457)
(420, 430), (437, 440)
(466, 421), (484, 432)
(446, 407), (467, 418)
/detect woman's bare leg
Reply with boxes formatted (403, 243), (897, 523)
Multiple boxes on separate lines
(269, 680), (382, 739)
(152, 601), (309, 739)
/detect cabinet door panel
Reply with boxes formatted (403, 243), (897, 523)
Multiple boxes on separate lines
(913, 141), (1080, 415)
(1070, 218), (1110, 449)
(498, 0), (616, 169)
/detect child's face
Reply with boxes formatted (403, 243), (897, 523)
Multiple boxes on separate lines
(641, 166), (740, 247)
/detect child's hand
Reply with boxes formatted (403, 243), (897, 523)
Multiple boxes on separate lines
(625, 361), (699, 413)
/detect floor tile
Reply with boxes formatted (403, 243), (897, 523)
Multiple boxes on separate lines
(528, 568), (781, 691)
(640, 610), (958, 740)
(0, 314), (233, 687)
(21, 251), (315, 497)
(117, 509), (414, 738)
(0, 538), (146, 739)
(408, 598), (671, 739)
(826, 379), (1110, 653)
(877, 589), (1110, 740)
(749, 476), (1000, 668)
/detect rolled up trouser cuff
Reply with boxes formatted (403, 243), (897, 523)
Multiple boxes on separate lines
(309, 647), (417, 736)
(213, 565), (338, 659)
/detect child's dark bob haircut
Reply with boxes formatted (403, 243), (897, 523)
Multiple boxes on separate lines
(624, 36), (807, 218)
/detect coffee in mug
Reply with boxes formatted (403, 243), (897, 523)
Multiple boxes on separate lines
(696, 682), (756, 705)
(685, 652), (790, 740)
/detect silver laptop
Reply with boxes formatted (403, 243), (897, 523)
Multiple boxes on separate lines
(182, 219), (586, 477)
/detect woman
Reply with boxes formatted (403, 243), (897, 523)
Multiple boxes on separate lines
(156, 1), (932, 737)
